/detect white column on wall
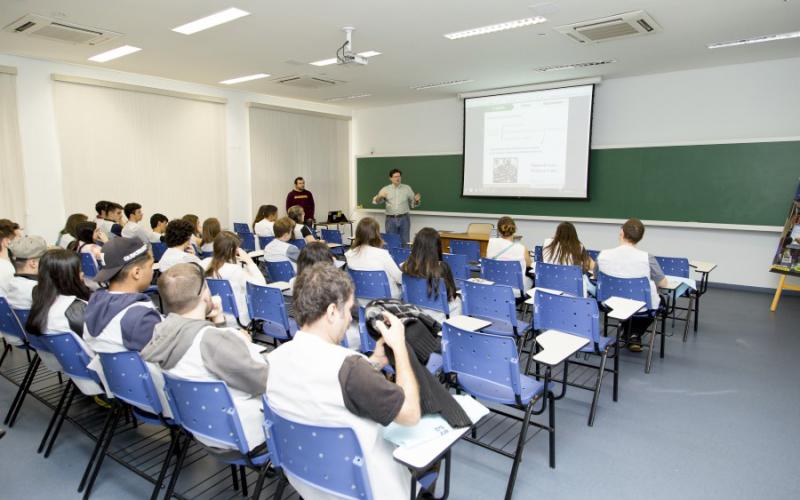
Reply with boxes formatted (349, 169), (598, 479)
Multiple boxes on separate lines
(52, 77), (229, 227)
(0, 66), (26, 223)
(248, 105), (350, 222)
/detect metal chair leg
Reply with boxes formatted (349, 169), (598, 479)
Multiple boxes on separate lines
(503, 400), (535, 500)
(38, 380), (72, 453)
(660, 312), (666, 359)
(612, 340), (620, 402)
(163, 433), (191, 500)
(0, 343), (11, 369)
(588, 349), (609, 427)
(240, 465), (249, 497)
(682, 296), (694, 342)
(150, 428), (180, 500)
(82, 405), (123, 499)
(548, 392), (556, 469)
(645, 321), (657, 374)
(5, 355), (41, 426)
(231, 464), (240, 491)
(273, 473), (288, 500)
(79, 405), (118, 493)
(44, 386), (77, 457)
(250, 463), (271, 500)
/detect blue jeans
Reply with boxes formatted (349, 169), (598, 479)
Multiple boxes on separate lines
(385, 214), (410, 244)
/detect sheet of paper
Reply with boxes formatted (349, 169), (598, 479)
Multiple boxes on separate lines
(248, 250), (264, 258)
(326, 242), (342, 248)
(525, 286), (565, 298)
(444, 315), (491, 332)
(603, 296), (647, 320)
(266, 281), (290, 291)
(467, 277), (494, 285)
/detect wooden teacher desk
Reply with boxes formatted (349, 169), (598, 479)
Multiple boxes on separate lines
(439, 232), (490, 257)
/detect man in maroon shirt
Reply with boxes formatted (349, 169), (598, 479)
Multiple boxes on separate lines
(285, 177), (315, 224)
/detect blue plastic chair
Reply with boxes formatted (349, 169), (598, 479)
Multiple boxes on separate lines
(532, 290), (617, 426)
(265, 260), (296, 283)
(534, 245), (543, 263)
(207, 278), (248, 328)
(535, 262), (584, 297)
(263, 398), (373, 500)
(258, 236), (274, 250)
(442, 253), (469, 283)
(587, 249), (600, 262)
(237, 232), (256, 253)
(349, 269), (392, 300)
(1, 304), (38, 428)
(655, 256), (690, 278)
(481, 258), (525, 294)
(37, 332), (104, 458)
(441, 322), (554, 500)
(380, 232), (402, 249)
(449, 239), (480, 265)
(389, 247), (411, 265)
(596, 271), (662, 374)
(461, 281), (522, 340)
(151, 241), (167, 262)
(655, 255), (695, 341)
(402, 274), (450, 317)
(233, 222), (251, 234)
(247, 282), (297, 343)
(162, 374), (273, 500)
(86, 352), (180, 499)
(80, 253), (99, 279)
(289, 238), (307, 250)
(320, 229), (344, 245)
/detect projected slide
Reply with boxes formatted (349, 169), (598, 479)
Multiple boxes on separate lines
(463, 85), (593, 198)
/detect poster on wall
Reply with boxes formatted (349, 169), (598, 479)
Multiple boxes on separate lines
(770, 179), (800, 276)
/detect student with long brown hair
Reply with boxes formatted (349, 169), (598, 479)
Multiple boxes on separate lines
(402, 227), (461, 320)
(253, 205), (278, 237)
(57, 213), (88, 249)
(543, 222), (595, 272)
(181, 214), (203, 248)
(200, 218), (221, 254)
(345, 217), (402, 298)
(202, 231), (266, 326)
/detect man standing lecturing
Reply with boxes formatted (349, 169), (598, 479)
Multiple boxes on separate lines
(286, 177), (315, 225)
(372, 168), (421, 244)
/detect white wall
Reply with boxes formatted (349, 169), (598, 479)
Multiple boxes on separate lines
(352, 57), (800, 289)
(0, 53), (351, 240)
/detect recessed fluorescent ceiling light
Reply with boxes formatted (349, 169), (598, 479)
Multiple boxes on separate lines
(444, 16), (547, 39)
(310, 51), (381, 66)
(88, 45), (141, 62)
(220, 73), (270, 85)
(326, 94), (371, 101)
(708, 30), (800, 49)
(411, 79), (475, 90)
(534, 59), (617, 72)
(172, 7), (250, 35)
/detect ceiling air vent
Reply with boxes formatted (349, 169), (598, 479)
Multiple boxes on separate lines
(3, 14), (120, 45)
(271, 75), (341, 89)
(555, 10), (661, 44)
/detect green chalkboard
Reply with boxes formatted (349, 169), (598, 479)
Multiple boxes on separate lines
(356, 141), (800, 226)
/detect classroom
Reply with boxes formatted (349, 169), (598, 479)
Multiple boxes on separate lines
(1, 1), (799, 499)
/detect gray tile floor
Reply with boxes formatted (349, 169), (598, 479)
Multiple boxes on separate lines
(1, 288), (799, 500)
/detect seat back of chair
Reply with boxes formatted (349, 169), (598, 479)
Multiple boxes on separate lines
(461, 281), (517, 330)
(263, 398), (373, 500)
(655, 256), (690, 278)
(533, 291), (600, 344)
(246, 282), (293, 340)
(441, 322), (522, 397)
(207, 278), (240, 320)
(596, 271), (652, 308)
(0, 297), (27, 344)
(44, 332), (101, 384)
(151, 242), (168, 262)
(236, 232), (256, 253)
(320, 229), (343, 245)
(380, 232), (402, 249)
(258, 236), (275, 249)
(466, 223), (493, 236)
(348, 270), (392, 300)
(481, 258), (524, 291)
(265, 261), (296, 282)
(587, 249), (600, 262)
(449, 240), (480, 263)
(233, 223), (251, 234)
(80, 252), (99, 278)
(162, 373), (249, 454)
(442, 253), (469, 281)
(389, 247), (411, 266)
(98, 351), (163, 415)
(356, 306), (375, 353)
(11, 309), (42, 351)
(402, 275), (449, 315)
(533, 245), (543, 263)
(535, 262), (584, 297)
(289, 239), (307, 251)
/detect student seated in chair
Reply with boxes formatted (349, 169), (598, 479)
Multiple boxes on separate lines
(76, 221), (107, 264)
(202, 231), (266, 326)
(263, 217), (301, 271)
(121, 202), (154, 244)
(56, 213), (88, 249)
(0, 219), (22, 296)
(84, 238), (161, 353)
(543, 221), (596, 295)
(487, 216), (533, 293)
(597, 218), (668, 352)
(105, 202), (125, 238)
(253, 204), (278, 237)
(266, 263), (420, 499)
(4, 235), (48, 309)
(159, 219), (202, 272)
(288, 205), (317, 243)
(149, 213), (168, 243)
(402, 227), (462, 321)
(345, 217), (403, 299)
(142, 263), (269, 452)
(200, 217), (221, 255)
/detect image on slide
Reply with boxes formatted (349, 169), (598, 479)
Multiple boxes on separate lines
(492, 157), (518, 183)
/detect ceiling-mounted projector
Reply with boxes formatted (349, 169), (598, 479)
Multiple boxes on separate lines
(337, 27), (367, 66)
